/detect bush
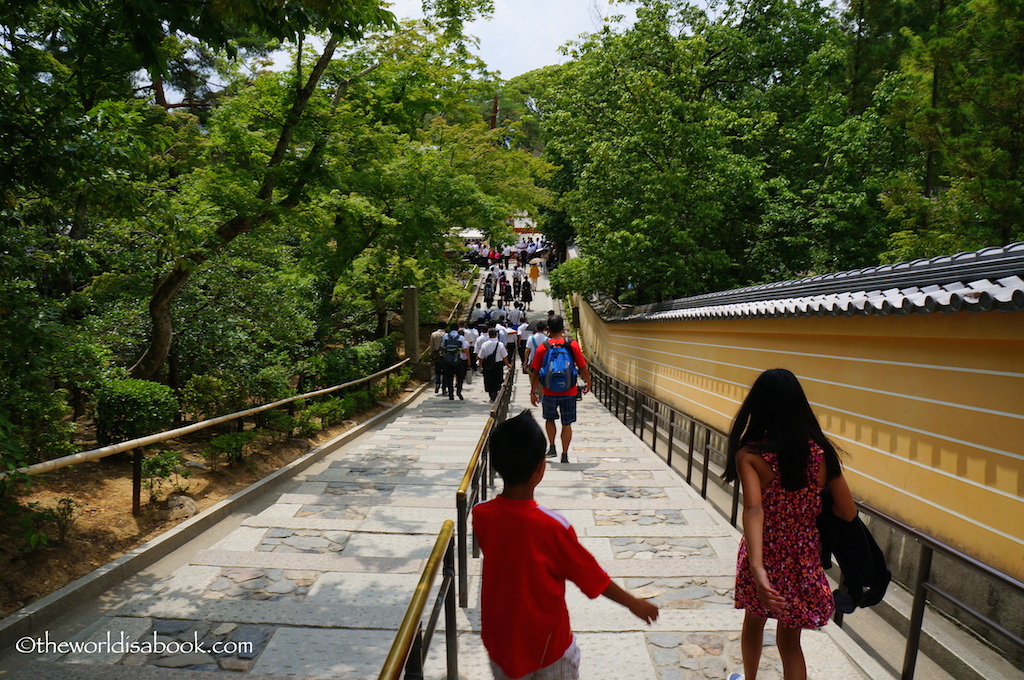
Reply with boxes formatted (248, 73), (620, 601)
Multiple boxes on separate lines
(264, 411), (297, 441)
(95, 379), (178, 446)
(49, 497), (85, 542)
(180, 371), (248, 422)
(141, 450), (190, 502)
(249, 365), (295, 403)
(385, 367), (413, 396)
(205, 430), (259, 468)
(292, 411), (321, 438)
(308, 335), (400, 390)
(249, 366), (294, 427)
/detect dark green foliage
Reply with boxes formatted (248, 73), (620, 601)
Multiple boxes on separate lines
(530, 0), (1023, 304)
(205, 431), (259, 468)
(94, 379), (179, 446)
(305, 334), (399, 390)
(180, 371), (250, 422)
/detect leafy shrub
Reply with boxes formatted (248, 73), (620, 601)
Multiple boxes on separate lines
(95, 379), (178, 446)
(250, 366), (295, 427)
(292, 411), (321, 438)
(307, 335), (400, 390)
(141, 450), (190, 501)
(249, 365), (295, 403)
(205, 430), (259, 468)
(385, 367), (413, 396)
(180, 371), (248, 422)
(304, 396), (354, 428)
(264, 411), (297, 441)
(19, 505), (51, 551)
(49, 497), (84, 543)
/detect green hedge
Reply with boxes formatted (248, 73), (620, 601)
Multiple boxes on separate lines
(95, 379), (179, 446)
(306, 334), (400, 390)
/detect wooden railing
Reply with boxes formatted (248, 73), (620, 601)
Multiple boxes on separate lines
(3, 359), (411, 514)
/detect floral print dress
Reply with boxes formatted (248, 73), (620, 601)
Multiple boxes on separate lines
(734, 441), (834, 629)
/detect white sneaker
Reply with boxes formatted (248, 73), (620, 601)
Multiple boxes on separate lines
(727, 674), (744, 680)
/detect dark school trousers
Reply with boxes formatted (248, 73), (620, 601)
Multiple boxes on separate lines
(482, 365), (504, 402)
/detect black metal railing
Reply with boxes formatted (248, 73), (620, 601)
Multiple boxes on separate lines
(379, 521), (458, 680)
(590, 364), (738, 522)
(455, 365), (515, 607)
(588, 362), (1024, 680)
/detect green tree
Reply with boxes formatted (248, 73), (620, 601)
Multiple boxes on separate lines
(883, 0), (1024, 258)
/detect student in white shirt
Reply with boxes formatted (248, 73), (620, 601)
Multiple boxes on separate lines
(463, 323), (480, 372)
(478, 328), (510, 402)
(504, 320), (520, 370)
(517, 320), (531, 371)
(524, 320), (549, 371)
(506, 303), (523, 328)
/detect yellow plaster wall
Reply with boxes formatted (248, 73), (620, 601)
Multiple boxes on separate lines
(576, 300), (1024, 580)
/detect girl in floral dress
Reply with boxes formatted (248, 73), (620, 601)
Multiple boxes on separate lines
(723, 369), (857, 680)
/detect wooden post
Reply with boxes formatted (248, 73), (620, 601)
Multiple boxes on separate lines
(132, 449), (142, 516)
(403, 286), (419, 362)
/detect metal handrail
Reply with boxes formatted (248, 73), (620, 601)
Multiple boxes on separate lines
(379, 520), (458, 680)
(1, 358), (412, 481)
(455, 364), (515, 606)
(589, 362), (1024, 680)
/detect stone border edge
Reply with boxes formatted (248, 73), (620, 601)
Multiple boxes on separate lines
(0, 382), (429, 652)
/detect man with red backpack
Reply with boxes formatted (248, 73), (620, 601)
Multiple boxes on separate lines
(528, 315), (592, 464)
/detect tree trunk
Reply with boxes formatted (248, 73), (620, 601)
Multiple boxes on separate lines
(129, 39), (341, 380)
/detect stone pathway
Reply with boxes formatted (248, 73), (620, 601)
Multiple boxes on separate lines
(434, 399), (883, 680)
(0, 269), (885, 679)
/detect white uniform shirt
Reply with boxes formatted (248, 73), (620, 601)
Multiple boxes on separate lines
(525, 331), (548, 366)
(475, 333), (490, 356)
(478, 338), (508, 365)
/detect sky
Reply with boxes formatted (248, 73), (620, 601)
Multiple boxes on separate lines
(386, 0), (636, 79)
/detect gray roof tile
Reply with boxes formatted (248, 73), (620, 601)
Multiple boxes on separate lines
(597, 242), (1024, 322)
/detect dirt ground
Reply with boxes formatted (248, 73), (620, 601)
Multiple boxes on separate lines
(0, 381), (423, 618)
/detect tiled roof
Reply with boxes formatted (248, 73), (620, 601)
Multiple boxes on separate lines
(595, 242), (1024, 322)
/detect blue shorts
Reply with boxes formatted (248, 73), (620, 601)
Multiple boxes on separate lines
(541, 394), (577, 426)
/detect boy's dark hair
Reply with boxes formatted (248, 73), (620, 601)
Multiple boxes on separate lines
(490, 410), (547, 487)
(547, 315), (565, 334)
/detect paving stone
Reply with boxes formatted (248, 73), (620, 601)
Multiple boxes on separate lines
(152, 652), (216, 668)
(648, 632), (684, 648)
(29, 348), (881, 680)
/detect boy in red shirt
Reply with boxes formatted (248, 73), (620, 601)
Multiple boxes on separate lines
(473, 410), (659, 679)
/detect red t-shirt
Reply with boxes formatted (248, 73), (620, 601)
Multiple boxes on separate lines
(530, 337), (587, 397)
(472, 495), (610, 678)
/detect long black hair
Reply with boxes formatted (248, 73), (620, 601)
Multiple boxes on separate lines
(722, 368), (842, 490)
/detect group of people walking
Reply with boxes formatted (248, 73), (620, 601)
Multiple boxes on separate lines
(466, 235), (550, 270)
(430, 246), (858, 680)
(480, 265), (539, 311)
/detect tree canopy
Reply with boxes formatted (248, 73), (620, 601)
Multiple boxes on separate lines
(494, 0), (1022, 304)
(1, 0), (1021, 475)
